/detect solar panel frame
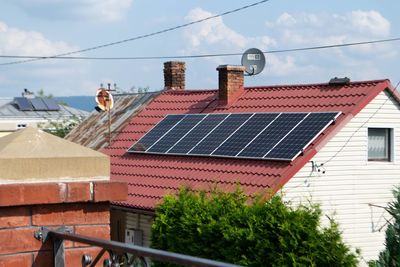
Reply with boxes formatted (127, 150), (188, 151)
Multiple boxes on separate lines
(212, 113), (279, 157)
(14, 97), (34, 111)
(237, 112), (307, 159)
(264, 112), (341, 161)
(188, 113), (253, 156)
(147, 114), (207, 153)
(30, 98), (48, 111)
(128, 111), (341, 162)
(42, 98), (60, 111)
(127, 114), (185, 152)
(167, 113), (229, 155)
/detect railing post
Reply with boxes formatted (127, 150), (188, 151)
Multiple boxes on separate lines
(54, 237), (65, 267)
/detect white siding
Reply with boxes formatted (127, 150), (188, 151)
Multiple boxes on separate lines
(125, 212), (153, 247)
(283, 90), (400, 266)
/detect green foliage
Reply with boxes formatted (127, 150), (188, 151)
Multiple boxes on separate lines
(38, 115), (83, 138)
(151, 187), (358, 267)
(369, 188), (400, 267)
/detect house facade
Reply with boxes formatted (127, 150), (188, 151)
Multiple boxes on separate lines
(70, 61), (400, 265)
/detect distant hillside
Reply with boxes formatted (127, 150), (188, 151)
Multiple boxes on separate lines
(55, 96), (95, 112)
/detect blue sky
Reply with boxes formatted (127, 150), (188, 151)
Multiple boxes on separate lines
(0, 0), (399, 96)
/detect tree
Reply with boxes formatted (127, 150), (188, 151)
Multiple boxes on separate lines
(369, 188), (400, 267)
(151, 187), (359, 267)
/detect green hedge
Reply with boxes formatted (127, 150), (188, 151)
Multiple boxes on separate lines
(151, 187), (358, 267)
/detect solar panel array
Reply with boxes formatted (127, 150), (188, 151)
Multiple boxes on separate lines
(14, 97), (60, 111)
(128, 112), (340, 161)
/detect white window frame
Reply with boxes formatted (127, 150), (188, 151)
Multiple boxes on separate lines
(367, 127), (394, 162)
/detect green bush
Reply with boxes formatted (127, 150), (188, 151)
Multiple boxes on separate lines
(151, 187), (358, 267)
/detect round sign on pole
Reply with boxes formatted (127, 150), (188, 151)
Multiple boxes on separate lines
(241, 48), (266, 75)
(95, 89), (114, 111)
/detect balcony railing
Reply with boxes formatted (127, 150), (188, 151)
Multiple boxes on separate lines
(34, 226), (242, 267)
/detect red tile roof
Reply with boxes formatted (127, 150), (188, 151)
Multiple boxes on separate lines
(104, 79), (398, 211)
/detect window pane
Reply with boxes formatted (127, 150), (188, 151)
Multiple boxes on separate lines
(368, 128), (389, 160)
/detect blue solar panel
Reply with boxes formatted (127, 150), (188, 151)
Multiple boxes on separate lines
(265, 112), (339, 160)
(14, 97), (33, 111)
(238, 113), (306, 158)
(128, 114), (185, 152)
(212, 113), (278, 157)
(167, 114), (228, 154)
(147, 114), (206, 153)
(128, 112), (340, 161)
(189, 114), (252, 155)
(42, 98), (60, 111)
(30, 98), (48, 111)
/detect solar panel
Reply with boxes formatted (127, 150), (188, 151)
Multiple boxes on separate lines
(14, 97), (33, 111)
(128, 114), (185, 152)
(147, 114), (206, 153)
(265, 112), (340, 160)
(128, 112), (340, 161)
(30, 98), (48, 111)
(189, 113), (252, 155)
(238, 113), (306, 158)
(167, 114), (228, 154)
(42, 98), (60, 111)
(212, 113), (278, 157)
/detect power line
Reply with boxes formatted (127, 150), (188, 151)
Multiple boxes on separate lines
(0, 0), (270, 66)
(1, 37), (399, 63)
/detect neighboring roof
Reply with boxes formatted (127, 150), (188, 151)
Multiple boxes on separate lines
(0, 127), (109, 182)
(66, 91), (158, 150)
(0, 98), (89, 119)
(103, 79), (398, 210)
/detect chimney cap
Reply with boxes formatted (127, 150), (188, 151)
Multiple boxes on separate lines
(216, 65), (245, 71)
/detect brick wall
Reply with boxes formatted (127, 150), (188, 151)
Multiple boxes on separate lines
(217, 65), (245, 106)
(163, 61), (185, 90)
(0, 181), (127, 267)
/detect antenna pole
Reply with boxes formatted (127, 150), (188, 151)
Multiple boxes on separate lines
(108, 109), (111, 147)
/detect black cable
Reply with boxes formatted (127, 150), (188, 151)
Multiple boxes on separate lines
(0, 0), (270, 66)
(1, 37), (399, 63)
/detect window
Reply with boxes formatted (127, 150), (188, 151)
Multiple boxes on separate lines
(368, 128), (392, 161)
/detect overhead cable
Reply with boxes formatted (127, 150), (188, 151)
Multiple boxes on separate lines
(0, 37), (399, 63)
(0, 0), (270, 66)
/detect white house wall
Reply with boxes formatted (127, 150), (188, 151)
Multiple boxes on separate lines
(283, 90), (400, 265)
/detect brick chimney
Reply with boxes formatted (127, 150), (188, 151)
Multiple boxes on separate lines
(217, 65), (245, 106)
(164, 61), (185, 90)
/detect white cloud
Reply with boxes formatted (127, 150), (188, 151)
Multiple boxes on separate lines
(350, 10), (390, 37)
(0, 21), (94, 96)
(182, 8), (395, 85)
(0, 21), (77, 56)
(11, 0), (133, 22)
(184, 8), (248, 50)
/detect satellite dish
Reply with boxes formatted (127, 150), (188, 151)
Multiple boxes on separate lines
(241, 48), (266, 75)
(95, 88), (114, 111)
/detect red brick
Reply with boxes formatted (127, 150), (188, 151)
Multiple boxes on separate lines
(0, 183), (65, 207)
(32, 203), (110, 226)
(0, 206), (30, 228)
(0, 253), (32, 267)
(0, 228), (50, 254)
(66, 247), (106, 267)
(66, 182), (91, 202)
(74, 225), (110, 247)
(94, 181), (127, 202)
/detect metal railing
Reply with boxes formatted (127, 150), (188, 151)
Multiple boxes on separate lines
(34, 227), (242, 267)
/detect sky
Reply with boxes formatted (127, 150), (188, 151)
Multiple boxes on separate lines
(0, 0), (399, 97)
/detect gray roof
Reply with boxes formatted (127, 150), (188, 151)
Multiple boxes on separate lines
(65, 91), (158, 150)
(0, 98), (89, 119)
